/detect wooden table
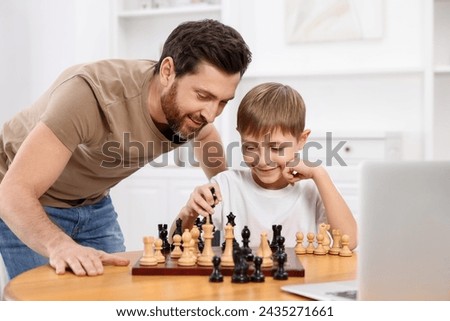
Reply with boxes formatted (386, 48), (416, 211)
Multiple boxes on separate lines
(3, 251), (357, 301)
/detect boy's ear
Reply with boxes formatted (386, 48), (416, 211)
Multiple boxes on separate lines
(297, 129), (311, 149)
(159, 57), (176, 86)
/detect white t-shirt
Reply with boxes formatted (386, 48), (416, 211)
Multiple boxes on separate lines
(211, 169), (327, 248)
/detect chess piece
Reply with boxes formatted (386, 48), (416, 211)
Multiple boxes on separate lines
(194, 217), (204, 252)
(270, 224), (282, 252)
(306, 232), (315, 254)
(178, 229), (196, 266)
(256, 231), (273, 268)
(222, 212), (238, 251)
(197, 221), (214, 266)
(250, 256), (265, 282)
(231, 246), (249, 283)
(221, 224), (235, 267)
(339, 234), (353, 257)
(273, 252), (288, 280)
(209, 256), (223, 282)
(210, 187), (218, 207)
(313, 233), (327, 255)
(171, 218), (183, 250)
(328, 229), (342, 255)
(154, 238), (166, 263)
(140, 236), (158, 266)
(170, 234), (183, 259)
(295, 232), (306, 255)
(190, 225), (201, 256)
(158, 223), (171, 254)
(318, 223), (331, 253)
(241, 225), (254, 261)
(274, 236), (286, 261)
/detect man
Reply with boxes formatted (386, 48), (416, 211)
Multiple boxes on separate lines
(0, 19), (252, 281)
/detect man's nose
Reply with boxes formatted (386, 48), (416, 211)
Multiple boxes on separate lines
(201, 102), (220, 124)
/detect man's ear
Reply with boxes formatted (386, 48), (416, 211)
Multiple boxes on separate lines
(297, 129), (311, 149)
(159, 57), (176, 86)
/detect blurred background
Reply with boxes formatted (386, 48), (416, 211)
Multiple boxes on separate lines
(1, 0), (448, 250)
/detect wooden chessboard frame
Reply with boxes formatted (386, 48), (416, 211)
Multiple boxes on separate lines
(132, 247), (305, 277)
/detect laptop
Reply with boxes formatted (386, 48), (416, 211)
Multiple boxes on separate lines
(282, 161), (450, 300)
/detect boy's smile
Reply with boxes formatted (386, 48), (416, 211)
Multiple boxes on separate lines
(241, 129), (305, 190)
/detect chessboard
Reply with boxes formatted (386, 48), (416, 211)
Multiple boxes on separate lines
(132, 247), (305, 277)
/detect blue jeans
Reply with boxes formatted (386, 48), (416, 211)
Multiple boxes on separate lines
(0, 195), (125, 279)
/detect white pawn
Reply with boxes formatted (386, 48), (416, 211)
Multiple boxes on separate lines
(154, 238), (165, 263)
(140, 236), (158, 266)
(178, 229), (196, 266)
(170, 234), (183, 259)
(306, 232), (315, 254)
(339, 234), (353, 257)
(313, 233), (327, 255)
(295, 232), (306, 255)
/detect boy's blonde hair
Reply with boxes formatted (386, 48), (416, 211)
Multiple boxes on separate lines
(236, 82), (306, 139)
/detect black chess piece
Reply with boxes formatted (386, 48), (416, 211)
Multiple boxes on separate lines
(158, 224), (171, 254)
(274, 235), (286, 261)
(270, 224), (282, 252)
(231, 245), (249, 283)
(241, 226), (254, 261)
(209, 256), (224, 282)
(171, 218), (183, 250)
(250, 256), (265, 282)
(194, 217), (204, 252)
(210, 187), (218, 208)
(273, 252), (288, 280)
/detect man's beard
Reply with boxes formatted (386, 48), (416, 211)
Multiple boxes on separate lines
(160, 81), (207, 141)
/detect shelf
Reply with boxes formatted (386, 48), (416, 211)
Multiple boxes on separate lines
(434, 65), (450, 74)
(243, 67), (424, 79)
(118, 4), (221, 18)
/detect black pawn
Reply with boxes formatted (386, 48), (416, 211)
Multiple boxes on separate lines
(273, 252), (288, 280)
(209, 256), (223, 282)
(250, 256), (265, 282)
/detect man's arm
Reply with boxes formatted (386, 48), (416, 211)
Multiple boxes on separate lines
(0, 122), (129, 275)
(194, 124), (227, 179)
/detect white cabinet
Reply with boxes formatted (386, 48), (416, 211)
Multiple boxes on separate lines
(427, 0), (450, 160)
(110, 166), (207, 250)
(111, 0), (222, 60)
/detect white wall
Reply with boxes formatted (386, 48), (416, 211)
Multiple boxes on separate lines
(0, 0), (111, 125)
(220, 0), (427, 161)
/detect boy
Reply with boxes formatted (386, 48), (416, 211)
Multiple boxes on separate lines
(172, 82), (357, 249)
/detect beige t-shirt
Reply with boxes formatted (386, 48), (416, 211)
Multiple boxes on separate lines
(0, 59), (183, 207)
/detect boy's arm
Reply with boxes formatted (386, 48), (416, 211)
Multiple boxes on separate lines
(311, 167), (357, 250)
(168, 182), (221, 241)
(284, 164), (357, 250)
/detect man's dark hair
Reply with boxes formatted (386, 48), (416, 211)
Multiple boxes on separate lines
(154, 19), (252, 77)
